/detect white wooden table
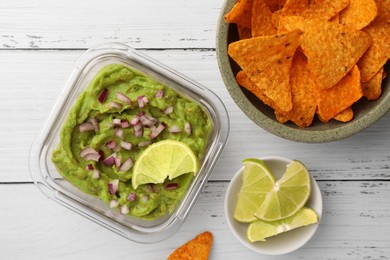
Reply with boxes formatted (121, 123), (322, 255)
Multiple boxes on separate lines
(1, 1), (389, 259)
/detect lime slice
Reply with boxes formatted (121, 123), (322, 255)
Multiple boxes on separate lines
(254, 160), (311, 221)
(247, 207), (318, 242)
(132, 140), (199, 189)
(234, 158), (275, 223)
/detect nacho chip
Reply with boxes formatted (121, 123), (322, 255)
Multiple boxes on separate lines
(362, 67), (383, 100)
(263, 0), (287, 12)
(317, 66), (363, 122)
(236, 71), (281, 111)
(251, 0), (277, 37)
(330, 14), (340, 24)
(167, 231), (213, 260)
(228, 31), (301, 112)
(281, 17), (371, 89)
(225, 0), (253, 28)
(340, 0), (377, 30)
(358, 0), (390, 82)
(333, 107), (354, 122)
(275, 51), (318, 127)
(237, 24), (252, 40)
(279, 0), (349, 21)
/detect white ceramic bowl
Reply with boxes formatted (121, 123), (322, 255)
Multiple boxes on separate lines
(224, 156), (323, 255)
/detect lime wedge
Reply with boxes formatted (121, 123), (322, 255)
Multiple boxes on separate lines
(254, 160), (311, 221)
(132, 140), (199, 189)
(234, 158), (275, 223)
(247, 207), (318, 242)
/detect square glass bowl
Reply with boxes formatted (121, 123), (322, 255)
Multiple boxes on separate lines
(29, 43), (229, 243)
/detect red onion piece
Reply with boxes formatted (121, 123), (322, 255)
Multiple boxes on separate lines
(115, 128), (124, 139)
(113, 118), (122, 126)
(108, 101), (122, 110)
(109, 199), (118, 208)
(134, 122), (143, 137)
(103, 155), (116, 166)
(98, 150), (105, 162)
(130, 115), (140, 126)
(105, 140), (117, 150)
(79, 122), (95, 133)
(165, 183), (178, 190)
(184, 122), (192, 136)
(139, 114), (156, 127)
(138, 141), (152, 147)
(119, 157), (134, 172)
(142, 96), (149, 104)
(156, 90), (164, 98)
(83, 153), (100, 161)
(169, 125), (181, 134)
(98, 88), (108, 103)
(150, 122), (166, 139)
(127, 192), (136, 201)
(92, 169), (100, 179)
(164, 106), (173, 114)
(137, 96), (144, 108)
(120, 119), (130, 128)
(86, 164), (94, 170)
(90, 118), (99, 132)
(116, 92), (132, 104)
(108, 179), (119, 195)
(120, 141), (132, 151)
(80, 147), (98, 158)
(120, 205), (130, 215)
(114, 157), (121, 168)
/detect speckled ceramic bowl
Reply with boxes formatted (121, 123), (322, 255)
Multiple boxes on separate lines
(216, 0), (390, 143)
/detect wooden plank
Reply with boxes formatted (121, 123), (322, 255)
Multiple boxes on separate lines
(0, 181), (389, 259)
(0, 0), (225, 49)
(1, 50), (390, 182)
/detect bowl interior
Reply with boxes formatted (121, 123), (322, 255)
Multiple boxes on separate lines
(224, 156), (323, 255)
(216, 0), (390, 143)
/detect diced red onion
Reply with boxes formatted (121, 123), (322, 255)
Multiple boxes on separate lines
(164, 106), (173, 114)
(156, 90), (164, 98)
(80, 147), (98, 158)
(103, 155), (116, 166)
(139, 114), (156, 127)
(127, 192), (136, 201)
(138, 141), (152, 147)
(134, 122), (143, 137)
(108, 179), (119, 195)
(142, 96), (149, 104)
(115, 128), (124, 139)
(90, 118), (99, 132)
(116, 92), (132, 105)
(105, 140), (117, 150)
(120, 119), (130, 128)
(169, 125), (181, 134)
(120, 205), (130, 215)
(98, 150), (105, 162)
(165, 183), (178, 190)
(120, 141), (132, 151)
(150, 122), (166, 139)
(98, 88), (108, 103)
(114, 157), (121, 168)
(184, 122), (192, 136)
(119, 157), (134, 172)
(141, 194), (149, 202)
(137, 96), (145, 108)
(109, 199), (118, 208)
(130, 115), (140, 126)
(92, 169), (100, 179)
(83, 153), (100, 161)
(113, 118), (122, 126)
(108, 101), (122, 110)
(86, 164), (94, 170)
(79, 122), (95, 133)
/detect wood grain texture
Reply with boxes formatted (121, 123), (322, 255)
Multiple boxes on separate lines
(0, 0), (224, 49)
(0, 182), (388, 259)
(0, 50), (389, 182)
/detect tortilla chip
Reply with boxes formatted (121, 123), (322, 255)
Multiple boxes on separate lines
(167, 231), (213, 260)
(275, 51), (318, 127)
(237, 24), (252, 40)
(225, 0), (253, 28)
(251, 0), (277, 37)
(236, 71), (282, 111)
(263, 0), (286, 12)
(330, 14), (340, 24)
(317, 66), (363, 122)
(340, 0), (377, 30)
(228, 31), (301, 112)
(279, 0), (349, 21)
(362, 67), (383, 100)
(333, 107), (354, 122)
(358, 0), (390, 82)
(281, 17), (371, 89)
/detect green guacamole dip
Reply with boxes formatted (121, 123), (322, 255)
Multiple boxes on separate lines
(52, 64), (211, 219)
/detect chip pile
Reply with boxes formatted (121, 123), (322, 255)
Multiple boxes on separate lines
(225, 0), (389, 127)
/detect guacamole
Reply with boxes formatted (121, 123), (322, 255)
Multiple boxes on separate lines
(52, 64), (211, 219)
